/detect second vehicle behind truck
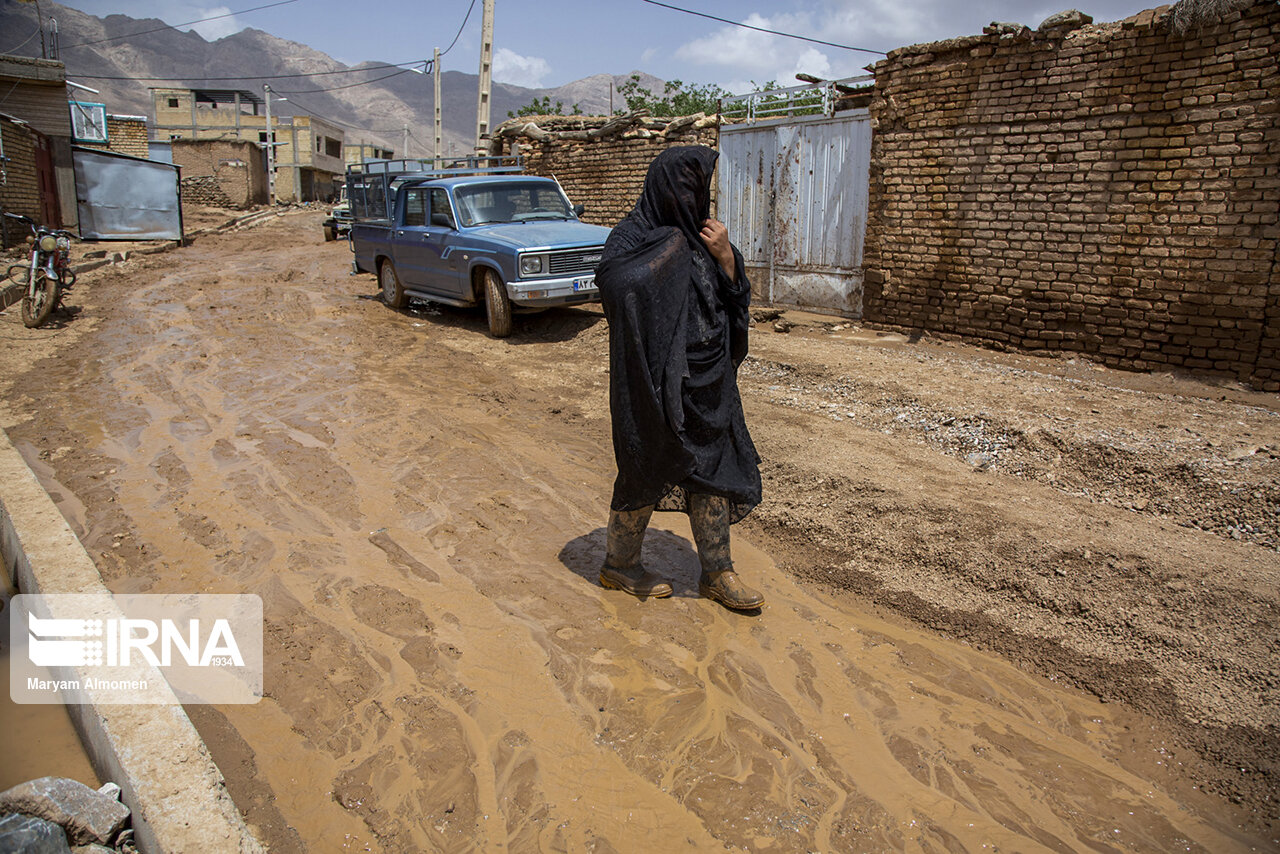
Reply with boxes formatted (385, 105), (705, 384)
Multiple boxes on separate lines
(347, 157), (611, 338)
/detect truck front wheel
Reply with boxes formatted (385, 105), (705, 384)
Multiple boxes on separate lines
(482, 268), (512, 338)
(380, 260), (406, 309)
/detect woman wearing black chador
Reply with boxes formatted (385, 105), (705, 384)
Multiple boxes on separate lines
(594, 145), (764, 612)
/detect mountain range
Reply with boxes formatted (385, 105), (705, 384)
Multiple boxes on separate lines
(0, 0), (666, 156)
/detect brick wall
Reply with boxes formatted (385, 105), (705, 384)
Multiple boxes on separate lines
(169, 139), (267, 208)
(862, 2), (1280, 389)
(78, 115), (150, 159)
(0, 119), (39, 213)
(106, 116), (148, 158)
(489, 113), (719, 227)
(0, 117), (40, 247)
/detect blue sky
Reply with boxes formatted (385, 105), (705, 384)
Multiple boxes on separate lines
(56, 0), (1166, 93)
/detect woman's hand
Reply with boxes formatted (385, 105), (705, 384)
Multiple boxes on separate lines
(699, 219), (737, 282)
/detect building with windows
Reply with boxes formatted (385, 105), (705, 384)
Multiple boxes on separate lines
(150, 87), (345, 203)
(344, 141), (395, 167)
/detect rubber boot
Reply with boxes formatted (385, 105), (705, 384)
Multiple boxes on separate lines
(689, 493), (764, 610)
(599, 505), (672, 598)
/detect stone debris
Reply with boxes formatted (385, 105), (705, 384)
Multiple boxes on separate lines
(983, 21), (1033, 39)
(739, 342), (1280, 551)
(1037, 8), (1094, 33)
(0, 777), (129, 848)
(0, 813), (71, 854)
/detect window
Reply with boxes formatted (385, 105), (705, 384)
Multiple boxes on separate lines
(167, 97), (179, 108)
(325, 138), (342, 158)
(69, 101), (108, 143)
(453, 182), (569, 226)
(430, 189), (454, 228)
(316, 137), (322, 153)
(404, 189), (426, 227)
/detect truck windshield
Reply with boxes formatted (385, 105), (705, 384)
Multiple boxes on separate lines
(454, 182), (573, 226)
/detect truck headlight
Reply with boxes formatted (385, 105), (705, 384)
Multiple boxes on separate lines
(519, 254), (545, 277)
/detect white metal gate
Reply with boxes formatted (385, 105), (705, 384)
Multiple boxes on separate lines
(718, 100), (871, 317)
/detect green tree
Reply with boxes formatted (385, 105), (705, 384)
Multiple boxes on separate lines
(614, 74), (730, 117)
(507, 96), (581, 119)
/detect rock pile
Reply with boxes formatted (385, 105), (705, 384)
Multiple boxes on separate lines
(0, 777), (132, 854)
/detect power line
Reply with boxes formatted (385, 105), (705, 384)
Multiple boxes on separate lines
(270, 89), (401, 136)
(639, 0), (886, 56)
(63, 0), (300, 49)
(440, 0), (478, 57)
(73, 62), (425, 83)
(2, 25), (41, 55)
(273, 65), (417, 94)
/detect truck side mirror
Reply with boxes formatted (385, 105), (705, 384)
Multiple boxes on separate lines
(431, 212), (454, 228)
(573, 204), (585, 218)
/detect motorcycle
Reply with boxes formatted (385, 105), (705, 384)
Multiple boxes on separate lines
(3, 212), (76, 328)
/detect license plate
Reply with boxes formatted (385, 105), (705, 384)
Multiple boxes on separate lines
(572, 276), (595, 292)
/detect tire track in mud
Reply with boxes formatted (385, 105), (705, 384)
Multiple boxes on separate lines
(4, 216), (1270, 851)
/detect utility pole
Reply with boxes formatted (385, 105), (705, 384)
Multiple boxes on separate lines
(403, 124), (409, 159)
(474, 0), (494, 153)
(433, 47), (442, 159)
(263, 84), (275, 204)
(33, 0), (48, 59)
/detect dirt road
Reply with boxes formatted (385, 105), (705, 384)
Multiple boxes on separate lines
(1, 211), (1275, 851)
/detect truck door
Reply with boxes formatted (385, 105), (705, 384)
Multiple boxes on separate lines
(393, 186), (465, 298)
(392, 187), (433, 288)
(424, 188), (465, 297)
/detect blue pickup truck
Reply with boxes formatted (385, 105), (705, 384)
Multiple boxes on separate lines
(347, 157), (611, 337)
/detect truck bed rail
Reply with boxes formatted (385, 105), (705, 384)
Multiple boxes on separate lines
(347, 155), (524, 221)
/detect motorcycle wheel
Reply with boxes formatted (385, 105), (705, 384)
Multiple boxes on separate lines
(21, 268), (59, 328)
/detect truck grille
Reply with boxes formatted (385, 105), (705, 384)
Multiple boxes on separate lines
(548, 247), (605, 276)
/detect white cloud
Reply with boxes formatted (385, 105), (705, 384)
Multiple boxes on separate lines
(181, 6), (243, 40)
(493, 47), (551, 88)
(791, 47), (833, 81)
(824, 0), (936, 44)
(674, 11), (868, 93)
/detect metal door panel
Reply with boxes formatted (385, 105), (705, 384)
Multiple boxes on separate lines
(719, 110), (870, 316)
(73, 148), (181, 240)
(716, 127), (774, 267)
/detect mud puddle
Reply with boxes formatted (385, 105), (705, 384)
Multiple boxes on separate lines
(0, 215), (1272, 850)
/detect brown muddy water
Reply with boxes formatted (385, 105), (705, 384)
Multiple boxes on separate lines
(0, 574), (100, 791)
(1, 217), (1270, 851)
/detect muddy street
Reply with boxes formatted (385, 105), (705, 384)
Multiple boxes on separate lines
(1, 212), (1276, 851)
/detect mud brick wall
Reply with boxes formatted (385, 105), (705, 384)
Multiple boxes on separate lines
(169, 139), (267, 208)
(489, 114), (719, 227)
(180, 175), (235, 208)
(0, 117), (41, 246)
(862, 2), (1280, 389)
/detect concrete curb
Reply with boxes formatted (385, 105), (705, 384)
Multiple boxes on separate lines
(0, 429), (265, 854)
